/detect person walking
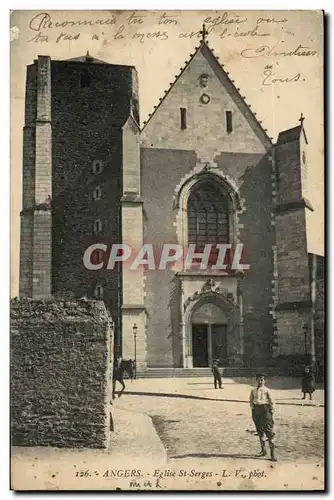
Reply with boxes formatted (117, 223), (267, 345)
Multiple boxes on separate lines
(249, 373), (277, 462)
(211, 359), (223, 389)
(112, 356), (125, 399)
(301, 365), (316, 400)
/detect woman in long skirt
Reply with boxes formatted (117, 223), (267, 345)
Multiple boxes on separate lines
(302, 366), (315, 400)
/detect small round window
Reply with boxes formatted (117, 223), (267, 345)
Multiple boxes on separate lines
(200, 93), (211, 105)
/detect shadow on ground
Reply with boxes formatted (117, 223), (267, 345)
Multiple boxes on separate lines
(170, 453), (264, 461)
(228, 376), (324, 391)
(187, 382), (213, 386)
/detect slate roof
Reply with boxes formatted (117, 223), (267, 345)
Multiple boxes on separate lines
(66, 52), (108, 64)
(141, 39), (272, 150)
(63, 52), (135, 68)
(277, 125), (308, 145)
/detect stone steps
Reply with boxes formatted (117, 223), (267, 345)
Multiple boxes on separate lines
(135, 367), (288, 379)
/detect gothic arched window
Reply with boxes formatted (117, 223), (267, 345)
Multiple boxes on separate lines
(187, 181), (230, 251)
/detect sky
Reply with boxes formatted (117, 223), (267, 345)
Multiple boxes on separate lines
(10, 10), (324, 296)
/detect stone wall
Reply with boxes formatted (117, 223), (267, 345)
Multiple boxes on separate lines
(217, 152), (274, 365)
(120, 115), (147, 367)
(11, 298), (113, 448)
(141, 148), (197, 367)
(315, 270), (324, 376)
(140, 42), (273, 367)
(140, 147), (274, 367)
(274, 132), (312, 358)
(50, 60), (137, 340)
(20, 56), (52, 298)
(21, 56), (139, 341)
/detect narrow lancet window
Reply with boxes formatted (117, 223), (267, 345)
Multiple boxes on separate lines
(226, 111), (233, 134)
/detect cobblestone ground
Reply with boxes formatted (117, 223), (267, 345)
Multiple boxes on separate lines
(11, 376), (324, 491)
(115, 377), (324, 464)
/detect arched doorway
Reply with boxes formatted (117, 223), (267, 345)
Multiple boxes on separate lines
(190, 301), (228, 367)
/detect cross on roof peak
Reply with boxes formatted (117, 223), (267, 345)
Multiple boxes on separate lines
(200, 23), (209, 42)
(299, 112), (305, 124)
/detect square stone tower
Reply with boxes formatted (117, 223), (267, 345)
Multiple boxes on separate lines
(19, 53), (141, 354)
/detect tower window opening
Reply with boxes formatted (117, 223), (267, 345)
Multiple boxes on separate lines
(91, 249), (104, 265)
(226, 111), (233, 134)
(93, 219), (103, 234)
(93, 186), (102, 200)
(94, 284), (104, 299)
(92, 160), (103, 174)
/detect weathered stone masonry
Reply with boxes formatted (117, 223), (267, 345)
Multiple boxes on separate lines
(19, 43), (324, 371)
(11, 298), (113, 448)
(20, 54), (140, 349)
(140, 42), (274, 367)
(20, 56), (52, 299)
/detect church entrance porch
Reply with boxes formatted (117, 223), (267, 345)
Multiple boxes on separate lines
(181, 278), (243, 368)
(192, 323), (227, 367)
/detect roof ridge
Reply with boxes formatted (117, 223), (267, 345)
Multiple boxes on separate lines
(278, 124), (302, 134)
(59, 54), (135, 68)
(276, 117), (307, 145)
(65, 54), (108, 64)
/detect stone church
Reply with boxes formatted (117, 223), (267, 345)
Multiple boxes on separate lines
(19, 34), (324, 372)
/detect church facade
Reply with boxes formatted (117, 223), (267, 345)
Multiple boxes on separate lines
(19, 38), (324, 371)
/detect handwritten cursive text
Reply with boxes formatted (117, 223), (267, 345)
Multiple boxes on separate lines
(29, 12), (117, 32)
(262, 66), (303, 85)
(241, 44), (317, 58)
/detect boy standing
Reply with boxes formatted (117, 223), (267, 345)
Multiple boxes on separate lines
(249, 373), (277, 462)
(211, 359), (223, 389)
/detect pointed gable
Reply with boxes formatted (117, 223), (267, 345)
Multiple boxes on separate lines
(199, 43), (271, 149)
(141, 41), (271, 157)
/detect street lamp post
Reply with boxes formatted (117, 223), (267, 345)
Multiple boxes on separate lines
(133, 323), (138, 379)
